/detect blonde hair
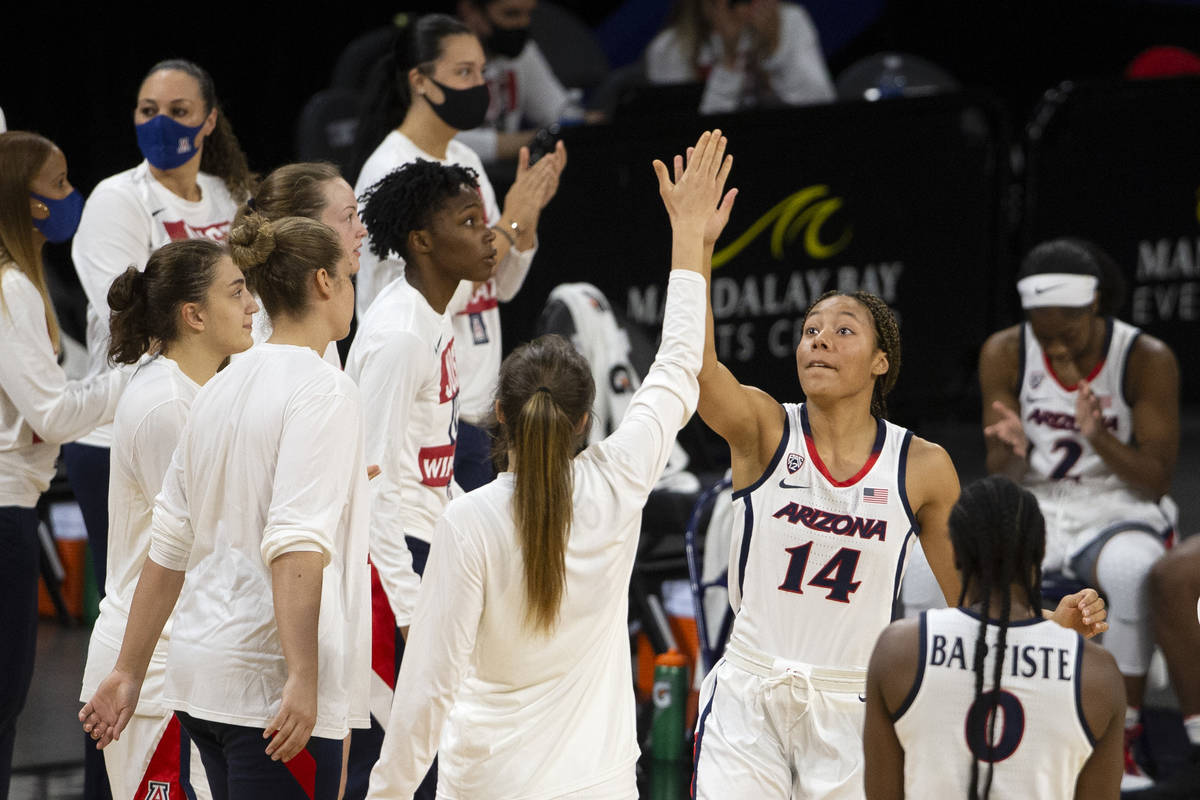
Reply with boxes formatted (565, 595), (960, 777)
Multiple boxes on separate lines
(493, 335), (595, 633)
(0, 131), (61, 351)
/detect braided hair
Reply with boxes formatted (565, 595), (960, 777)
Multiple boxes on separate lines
(948, 475), (1046, 800)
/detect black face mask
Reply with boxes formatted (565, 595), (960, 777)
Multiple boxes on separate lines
(426, 78), (491, 131)
(486, 25), (530, 59)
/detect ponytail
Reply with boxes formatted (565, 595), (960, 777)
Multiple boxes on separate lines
(494, 336), (595, 634)
(349, 13), (475, 182)
(107, 239), (227, 365)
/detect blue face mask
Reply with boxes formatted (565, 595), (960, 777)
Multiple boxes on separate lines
(136, 114), (207, 171)
(30, 190), (84, 243)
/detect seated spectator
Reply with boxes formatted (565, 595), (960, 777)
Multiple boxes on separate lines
(456, 0), (584, 162)
(646, 0), (834, 114)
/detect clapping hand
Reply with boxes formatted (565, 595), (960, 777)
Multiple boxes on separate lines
(984, 401), (1028, 459)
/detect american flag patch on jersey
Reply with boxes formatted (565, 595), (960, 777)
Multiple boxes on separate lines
(863, 487), (888, 504)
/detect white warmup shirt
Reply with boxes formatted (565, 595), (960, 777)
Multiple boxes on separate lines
(1017, 318), (1170, 569)
(354, 131), (535, 424)
(80, 357), (197, 714)
(455, 41), (571, 163)
(148, 344), (370, 739)
(366, 270), (706, 800)
(727, 403), (920, 670)
(72, 162), (237, 448)
(0, 265), (127, 507)
(645, 2), (834, 114)
(894, 608), (1094, 799)
(344, 277), (458, 627)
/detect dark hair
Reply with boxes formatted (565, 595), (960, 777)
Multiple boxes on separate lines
(1019, 238), (1125, 316)
(359, 159), (480, 262)
(0, 131), (60, 351)
(234, 162), (342, 229)
(228, 214), (341, 318)
(107, 240), (228, 364)
(949, 475), (1046, 800)
(141, 59), (258, 200)
(350, 14), (475, 181)
(802, 290), (901, 418)
(492, 335), (595, 632)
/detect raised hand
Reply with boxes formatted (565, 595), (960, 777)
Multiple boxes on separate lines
(653, 130), (737, 239)
(79, 669), (142, 749)
(984, 400), (1028, 459)
(1050, 587), (1109, 639)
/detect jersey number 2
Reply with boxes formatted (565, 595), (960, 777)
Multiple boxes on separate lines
(964, 689), (1025, 762)
(1049, 437), (1084, 479)
(777, 543), (862, 603)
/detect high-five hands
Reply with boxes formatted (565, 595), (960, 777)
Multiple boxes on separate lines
(652, 129), (738, 244)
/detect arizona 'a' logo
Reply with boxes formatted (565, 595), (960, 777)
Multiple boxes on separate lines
(787, 452), (805, 473)
(146, 781), (171, 800)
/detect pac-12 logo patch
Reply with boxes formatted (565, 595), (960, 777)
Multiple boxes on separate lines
(787, 452), (805, 473)
(146, 781), (171, 800)
(1030, 373), (1044, 389)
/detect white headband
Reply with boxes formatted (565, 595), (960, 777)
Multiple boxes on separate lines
(1017, 273), (1099, 309)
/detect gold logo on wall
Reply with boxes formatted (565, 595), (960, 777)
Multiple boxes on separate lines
(713, 186), (852, 270)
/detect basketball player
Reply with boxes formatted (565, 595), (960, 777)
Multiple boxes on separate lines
(979, 238), (1178, 791)
(864, 475), (1124, 799)
(80, 240), (257, 800)
(341, 159), (497, 798)
(365, 127), (735, 800)
(691, 273), (1107, 794)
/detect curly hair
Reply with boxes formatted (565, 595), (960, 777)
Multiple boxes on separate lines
(803, 290), (902, 418)
(358, 159), (479, 262)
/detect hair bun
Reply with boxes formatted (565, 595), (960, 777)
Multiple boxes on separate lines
(106, 265), (147, 314)
(228, 213), (276, 270)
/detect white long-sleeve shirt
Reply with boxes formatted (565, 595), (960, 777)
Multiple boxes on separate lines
(148, 343), (371, 739)
(455, 41), (571, 163)
(366, 270), (706, 800)
(0, 265), (127, 506)
(344, 278), (458, 627)
(354, 131), (535, 423)
(645, 2), (834, 114)
(71, 162), (237, 447)
(80, 356), (197, 715)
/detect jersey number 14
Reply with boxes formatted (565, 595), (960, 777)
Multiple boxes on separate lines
(777, 543), (862, 603)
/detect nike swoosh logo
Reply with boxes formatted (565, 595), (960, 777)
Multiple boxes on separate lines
(1034, 284), (1064, 295)
(151, 208), (166, 216)
(858, 693), (867, 703)
(778, 479), (811, 490)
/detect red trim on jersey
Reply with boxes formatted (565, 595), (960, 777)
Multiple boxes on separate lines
(800, 406), (885, 488)
(283, 749), (317, 800)
(459, 295), (499, 315)
(132, 715), (182, 800)
(369, 560), (397, 689)
(1042, 352), (1106, 392)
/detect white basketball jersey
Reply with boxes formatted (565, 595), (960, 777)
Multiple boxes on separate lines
(894, 608), (1094, 799)
(727, 403), (919, 669)
(1020, 318), (1138, 486)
